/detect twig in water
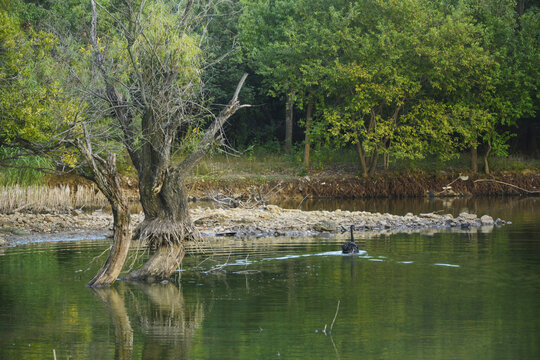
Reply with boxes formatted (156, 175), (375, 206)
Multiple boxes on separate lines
(297, 195), (309, 209)
(330, 300), (340, 334)
(204, 253), (231, 273)
(329, 334), (340, 359)
(53, 349), (57, 360)
(88, 245), (113, 266)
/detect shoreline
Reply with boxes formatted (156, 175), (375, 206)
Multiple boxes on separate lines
(0, 205), (504, 247)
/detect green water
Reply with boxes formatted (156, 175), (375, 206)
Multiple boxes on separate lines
(0, 197), (539, 359)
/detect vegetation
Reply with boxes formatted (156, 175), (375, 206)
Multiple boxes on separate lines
(0, 0), (538, 284)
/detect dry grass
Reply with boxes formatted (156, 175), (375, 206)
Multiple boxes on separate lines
(0, 185), (108, 213)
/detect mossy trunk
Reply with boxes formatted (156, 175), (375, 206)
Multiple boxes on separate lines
(356, 141), (369, 177)
(84, 153), (132, 288)
(126, 174), (198, 282)
(87, 201), (131, 287)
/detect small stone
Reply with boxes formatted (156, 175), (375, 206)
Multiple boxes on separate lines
(419, 213), (440, 219)
(314, 220), (338, 232)
(72, 209), (83, 216)
(459, 212), (477, 220)
(480, 215), (494, 225)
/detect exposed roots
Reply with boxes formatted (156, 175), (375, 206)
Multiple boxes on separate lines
(134, 217), (201, 248)
(124, 217), (203, 282)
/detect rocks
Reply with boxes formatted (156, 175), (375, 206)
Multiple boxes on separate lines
(480, 215), (494, 225)
(314, 220), (338, 232)
(0, 205), (505, 245)
(458, 212), (478, 220)
(190, 206), (503, 237)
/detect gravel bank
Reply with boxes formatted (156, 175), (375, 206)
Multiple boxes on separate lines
(0, 205), (504, 246)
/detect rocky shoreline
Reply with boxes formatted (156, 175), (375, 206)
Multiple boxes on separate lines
(0, 205), (505, 247)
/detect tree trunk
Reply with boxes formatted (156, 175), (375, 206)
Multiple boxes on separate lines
(124, 75), (248, 283)
(483, 143), (492, 175)
(125, 173), (197, 282)
(87, 201), (132, 287)
(355, 140), (369, 177)
(470, 145), (478, 173)
(126, 243), (185, 282)
(78, 148), (131, 288)
(284, 92), (294, 153)
(303, 95), (313, 169)
(368, 148), (378, 176)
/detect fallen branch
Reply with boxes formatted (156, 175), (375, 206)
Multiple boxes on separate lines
(329, 300), (340, 334)
(474, 179), (540, 194)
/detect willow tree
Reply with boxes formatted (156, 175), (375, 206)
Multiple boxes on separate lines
(83, 0), (248, 281)
(0, 3), (134, 287)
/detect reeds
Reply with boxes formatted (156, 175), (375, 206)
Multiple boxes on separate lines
(0, 185), (108, 213)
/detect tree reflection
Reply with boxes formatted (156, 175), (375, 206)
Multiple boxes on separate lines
(92, 282), (204, 360)
(91, 287), (133, 360)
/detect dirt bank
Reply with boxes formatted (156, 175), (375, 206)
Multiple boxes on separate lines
(47, 170), (540, 202)
(187, 171), (540, 201)
(0, 205), (504, 247)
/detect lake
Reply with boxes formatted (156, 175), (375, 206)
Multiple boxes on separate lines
(0, 197), (539, 359)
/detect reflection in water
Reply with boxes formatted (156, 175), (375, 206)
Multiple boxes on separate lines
(282, 195), (539, 220)
(92, 283), (204, 360)
(91, 287), (133, 360)
(0, 197), (538, 359)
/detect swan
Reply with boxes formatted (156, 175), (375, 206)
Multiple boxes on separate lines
(342, 225), (360, 254)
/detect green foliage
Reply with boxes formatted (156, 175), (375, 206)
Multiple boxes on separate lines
(1, 0), (539, 185)
(0, 147), (51, 185)
(0, 9), (60, 144)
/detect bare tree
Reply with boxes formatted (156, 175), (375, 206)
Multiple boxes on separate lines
(83, 0), (248, 281)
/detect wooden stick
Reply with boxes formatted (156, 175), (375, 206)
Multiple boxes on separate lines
(330, 300), (341, 334)
(474, 179), (540, 194)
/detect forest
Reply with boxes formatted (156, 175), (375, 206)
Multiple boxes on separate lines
(0, 0), (538, 180)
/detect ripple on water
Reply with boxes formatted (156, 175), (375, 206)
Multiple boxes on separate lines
(434, 263), (460, 268)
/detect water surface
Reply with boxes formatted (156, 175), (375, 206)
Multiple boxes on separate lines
(0, 197), (539, 359)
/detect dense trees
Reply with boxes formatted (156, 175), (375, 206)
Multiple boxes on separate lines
(238, 0), (539, 173)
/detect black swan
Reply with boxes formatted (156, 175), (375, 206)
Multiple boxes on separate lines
(342, 225), (360, 254)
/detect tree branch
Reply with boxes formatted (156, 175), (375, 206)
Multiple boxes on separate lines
(177, 73), (248, 174)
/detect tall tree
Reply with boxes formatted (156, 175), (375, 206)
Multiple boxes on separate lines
(80, 0), (248, 281)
